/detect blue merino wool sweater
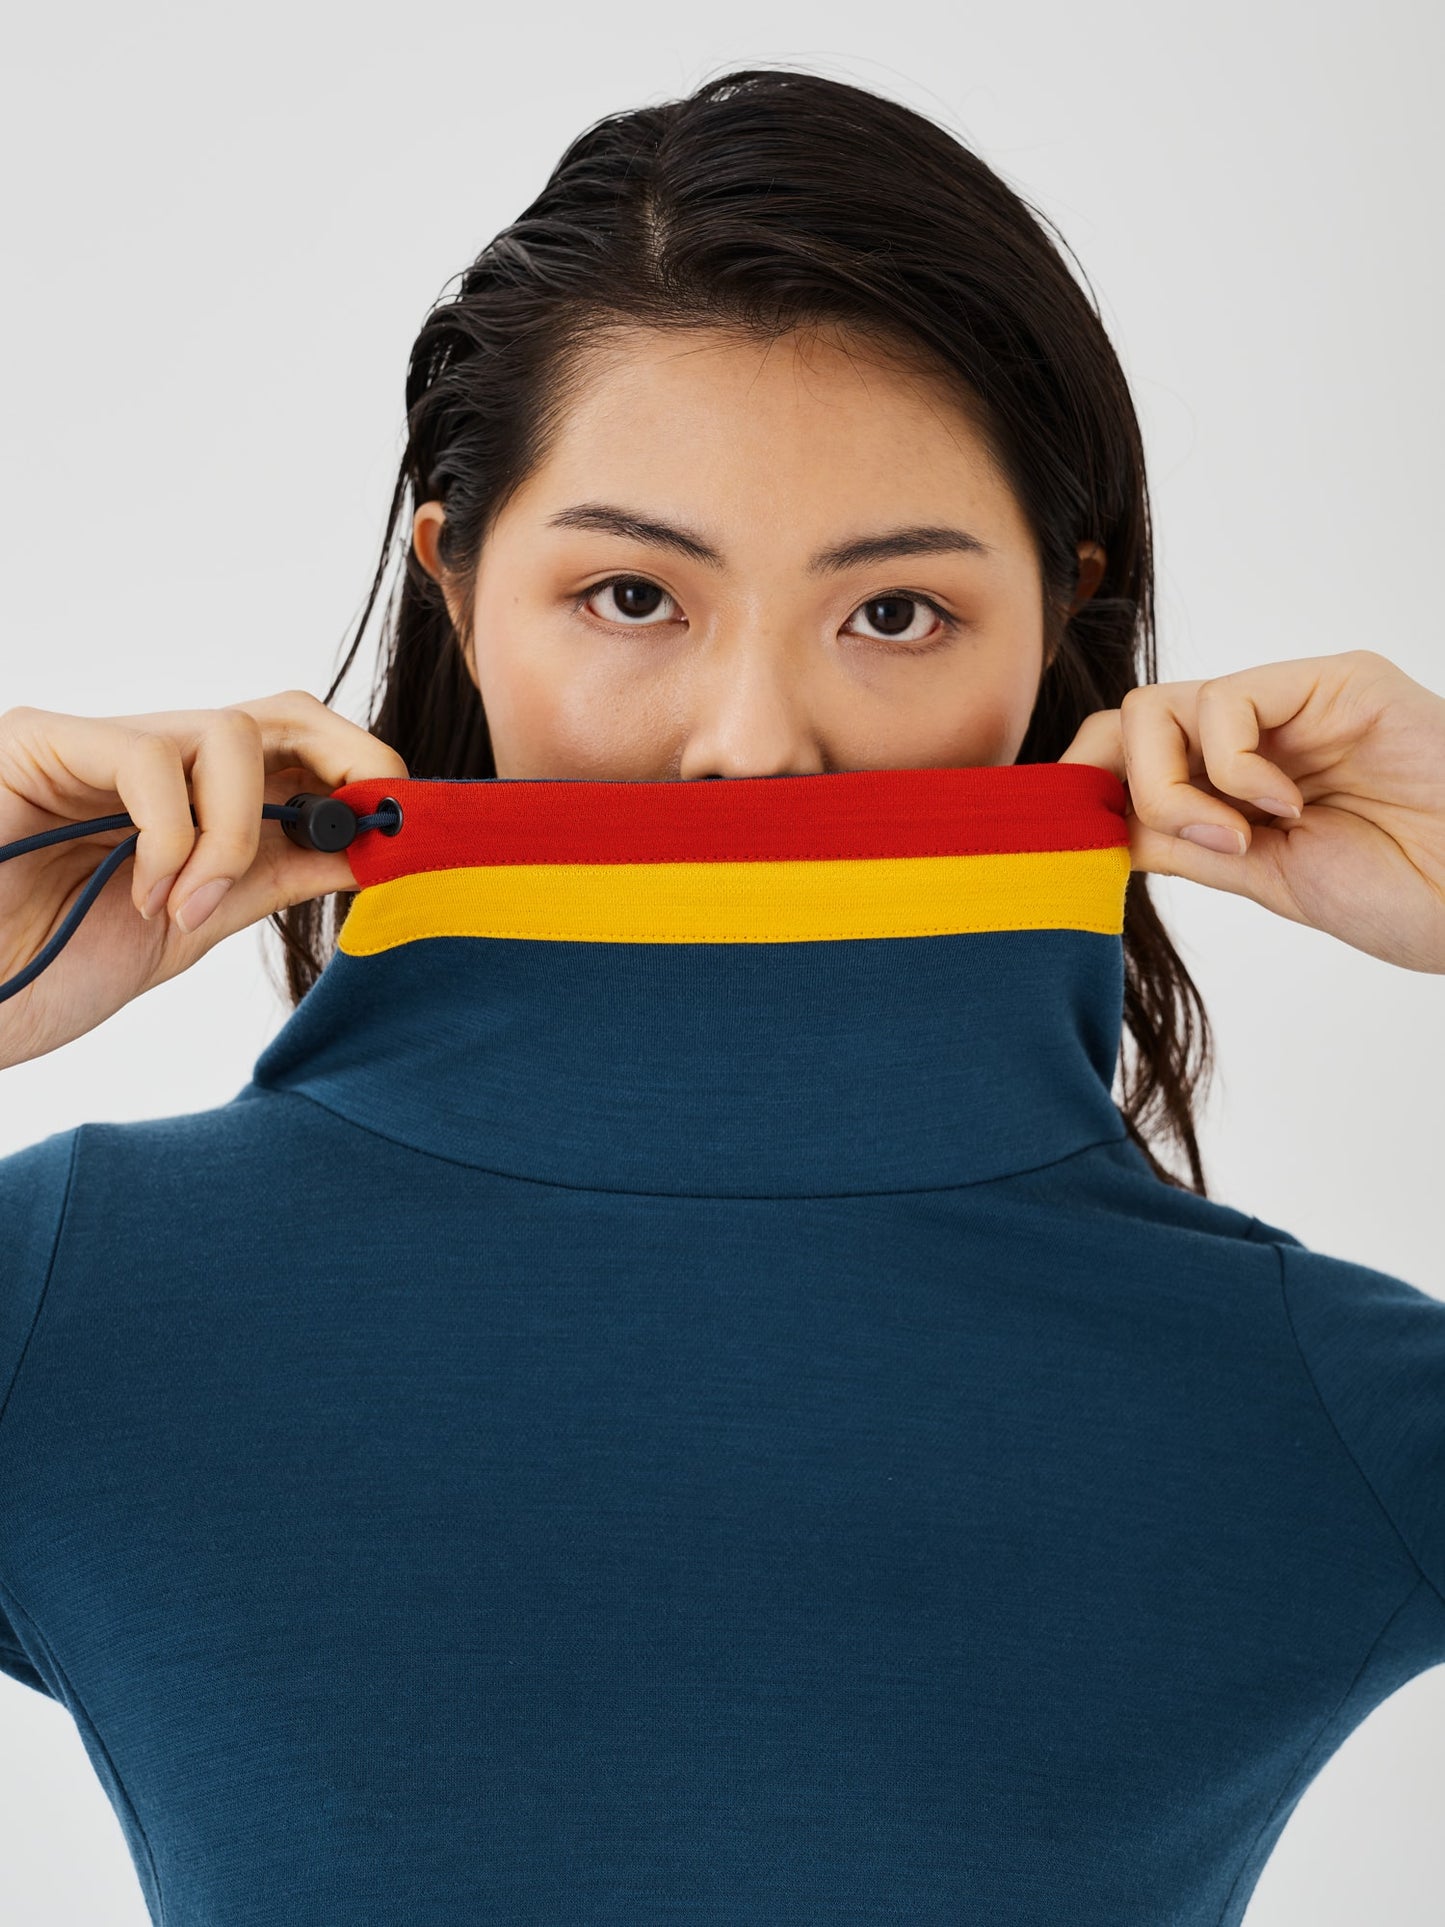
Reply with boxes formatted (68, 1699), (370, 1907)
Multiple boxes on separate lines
(1, 758), (1443, 1926)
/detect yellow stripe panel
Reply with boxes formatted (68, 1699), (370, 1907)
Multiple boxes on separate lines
(338, 845), (1130, 952)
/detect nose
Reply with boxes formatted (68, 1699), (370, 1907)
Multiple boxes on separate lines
(675, 628), (829, 780)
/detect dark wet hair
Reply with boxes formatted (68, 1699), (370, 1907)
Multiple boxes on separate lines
(268, 63), (1216, 1195)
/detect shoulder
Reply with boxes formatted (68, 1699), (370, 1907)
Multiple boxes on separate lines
(1255, 1219), (1445, 1606)
(0, 1087), (352, 1403)
(0, 1124), (83, 1428)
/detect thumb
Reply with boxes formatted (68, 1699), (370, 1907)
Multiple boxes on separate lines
(1057, 706), (1262, 892)
(1058, 706), (1125, 781)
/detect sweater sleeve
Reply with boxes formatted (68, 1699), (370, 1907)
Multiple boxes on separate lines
(0, 1124), (81, 1698)
(1255, 1215), (1445, 1608)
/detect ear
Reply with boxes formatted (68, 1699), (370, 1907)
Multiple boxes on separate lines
(1071, 539), (1107, 612)
(412, 501), (468, 641)
(413, 500), (447, 585)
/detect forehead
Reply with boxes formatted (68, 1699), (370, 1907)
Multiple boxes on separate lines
(503, 321), (1027, 550)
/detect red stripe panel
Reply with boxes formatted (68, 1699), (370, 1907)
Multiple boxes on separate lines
(332, 760), (1128, 889)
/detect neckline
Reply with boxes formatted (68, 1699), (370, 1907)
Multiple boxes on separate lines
(246, 762), (1136, 1197)
(335, 760), (1130, 950)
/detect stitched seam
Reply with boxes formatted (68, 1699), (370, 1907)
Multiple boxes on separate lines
(339, 915), (1126, 947)
(1214, 1573), (1429, 1925)
(0, 1124), (82, 1449)
(263, 1084), (1131, 1200)
(352, 839), (1130, 883)
(0, 1580), (166, 1924)
(1272, 1237), (1445, 1611)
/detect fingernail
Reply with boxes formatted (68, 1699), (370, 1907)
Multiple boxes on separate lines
(1179, 824), (1246, 855)
(141, 873), (179, 921)
(1252, 796), (1300, 819)
(173, 877), (234, 933)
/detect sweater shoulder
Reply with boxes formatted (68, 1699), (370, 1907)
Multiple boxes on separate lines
(0, 1122), (82, 1698)
(1269, 1230), (1445, 1607)
(0, 1124), (82, 1436)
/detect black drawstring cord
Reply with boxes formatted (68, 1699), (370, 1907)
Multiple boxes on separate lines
(0, 791), (404, 1006)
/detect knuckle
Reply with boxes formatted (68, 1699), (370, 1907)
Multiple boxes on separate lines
(125, 726), (177, 760)
(233, 688), (319, 723)
(212, 705), (264, 746)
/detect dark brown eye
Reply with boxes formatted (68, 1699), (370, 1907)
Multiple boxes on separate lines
(613, 579), (665, 618)
(584, 577), (677, 626)
(844, 593), (951, 645)
(863, 596), (915, 636)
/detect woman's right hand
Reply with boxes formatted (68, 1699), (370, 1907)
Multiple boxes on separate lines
(0, 690), (412, 1069)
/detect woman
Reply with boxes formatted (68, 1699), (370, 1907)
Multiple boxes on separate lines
(1, 65), (1442, 1927)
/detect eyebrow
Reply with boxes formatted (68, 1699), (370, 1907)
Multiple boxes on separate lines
(544, 502), (996, 573)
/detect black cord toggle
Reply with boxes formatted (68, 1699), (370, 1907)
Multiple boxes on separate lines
(0, 792), (404, 1007)
(280, 792), (364, 853)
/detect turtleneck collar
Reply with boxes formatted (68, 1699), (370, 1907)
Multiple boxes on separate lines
(246, 762), (1134, 1197)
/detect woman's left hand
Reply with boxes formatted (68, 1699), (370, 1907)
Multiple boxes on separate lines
(1060, 649), (1445, 972)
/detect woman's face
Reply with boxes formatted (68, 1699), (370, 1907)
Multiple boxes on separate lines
(413, 322), (1103, 779)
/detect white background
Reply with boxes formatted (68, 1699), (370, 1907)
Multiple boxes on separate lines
(1, 2), (1442, 1919)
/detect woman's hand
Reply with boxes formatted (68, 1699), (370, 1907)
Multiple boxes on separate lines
(1060, 649), (1445, 972)
(0, 691), (410, 1068)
